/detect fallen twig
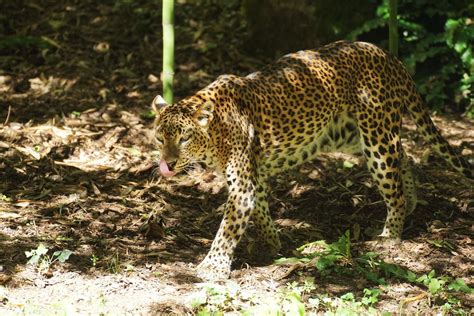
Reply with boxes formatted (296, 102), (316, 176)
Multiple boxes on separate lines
(3, 105), (11, 125)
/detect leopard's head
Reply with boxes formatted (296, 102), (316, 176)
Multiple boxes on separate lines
(152, 95), (214, 177)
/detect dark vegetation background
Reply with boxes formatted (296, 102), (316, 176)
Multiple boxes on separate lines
(0, 0), (473, 117)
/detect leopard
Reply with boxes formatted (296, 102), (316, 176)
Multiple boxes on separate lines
(152, 41), (473, 281)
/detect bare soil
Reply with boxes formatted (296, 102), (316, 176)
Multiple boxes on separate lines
(1, 1), (473, 315)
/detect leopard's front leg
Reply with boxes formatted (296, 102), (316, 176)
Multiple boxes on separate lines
(196, 156), (257, 281)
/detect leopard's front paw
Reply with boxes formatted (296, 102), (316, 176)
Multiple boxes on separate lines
(196, 255), (232, 281)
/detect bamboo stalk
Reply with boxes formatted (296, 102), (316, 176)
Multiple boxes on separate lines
(162, 0), (175, 103)
(389, 0), (398, 56)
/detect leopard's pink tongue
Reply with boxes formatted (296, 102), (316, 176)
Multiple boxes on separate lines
(159, 159), (176, 177)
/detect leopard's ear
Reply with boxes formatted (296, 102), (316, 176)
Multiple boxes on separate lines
(152, 95), (168, 114)
(193, 101), (214, 127)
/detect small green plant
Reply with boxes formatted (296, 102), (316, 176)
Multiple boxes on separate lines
(90, 254), (99, 267)
(356, 251), (418, 284)
(447, 278), (471, 293)
(71, 110), (81, 117)
(280, 290), (306, 316)
(417, 270), (446, 295)
(191, 283), (238, 315)
(334, 288), (382, 314)
(276, 230), (352, 276)
(280, 277), (316, 315)
(276, 231), (473, 311)
(107, 251), (121, 273)
(25, 243), (72, 271)
(441, 299), (469, 316)
(361, 288), (381, 306)
(297, 287), (385, 315)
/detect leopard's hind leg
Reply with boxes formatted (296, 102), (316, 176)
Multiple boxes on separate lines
(354, 103), (407, 239)
(400, 149), (417, 215)
(323, 111), (417, 233)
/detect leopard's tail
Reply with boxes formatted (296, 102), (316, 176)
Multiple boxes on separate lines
(405, 86), (473, 179)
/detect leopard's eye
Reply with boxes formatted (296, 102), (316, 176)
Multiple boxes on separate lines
(156, 134), (164, 144)
(179, 134), (190, 144)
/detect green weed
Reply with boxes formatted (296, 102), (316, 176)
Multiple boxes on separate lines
(25, 243), (72, 271)
(276, 230), (473, 312)
(191, 283), (239, 315)
(90, 254), (99, 267)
